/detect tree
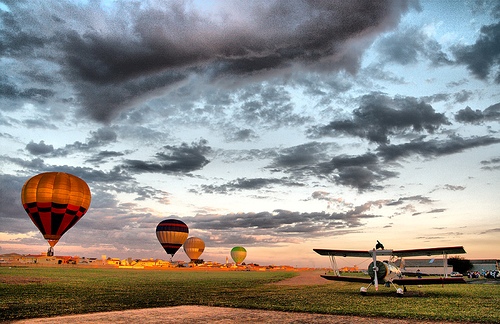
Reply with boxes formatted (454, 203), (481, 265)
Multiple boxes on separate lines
(448, 256), (473, 274)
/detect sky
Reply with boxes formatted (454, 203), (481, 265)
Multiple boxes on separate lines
(1, 0), (499, 268)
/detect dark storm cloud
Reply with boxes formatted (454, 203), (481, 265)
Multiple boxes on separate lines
(455, 103), (500, 123)
(123, 139), (211, 174)
(200, 177), (304, 194)
(377, 27), (452, 66)
(0, 80), (55, 102)
(377, 135), (500, 161)
(267, 133), (500, 191)
(185, 206), (381, 239)
(271, 147), (398, 191)
(307, 93), (450, 144)
(453, 22), (500, 83)
(25, 140), (54, 155)
(315, 153), (398, 191)
(455, 107), (484, 123)
(0, 0), (416, 122)
(23, 127), (118, 157)
(270, 142), (335, 168)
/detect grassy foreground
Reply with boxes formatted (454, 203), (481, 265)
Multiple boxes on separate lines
(1, 266), (499, 323)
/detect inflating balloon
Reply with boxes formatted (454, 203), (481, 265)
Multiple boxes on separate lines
(231, 246), (247, 264)
(21, 172), (91, 255)
(183, 237), (205, 261)
(156, 219), (189, 258)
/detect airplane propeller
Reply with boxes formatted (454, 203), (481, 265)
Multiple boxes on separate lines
(372, 248), (379, 291)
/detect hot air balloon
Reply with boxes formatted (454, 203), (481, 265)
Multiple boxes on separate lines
(183, 237), (205, 262)
(21, 172), (91, 256)
(156, 219), (189, 259)
(231, 246), (247, 264)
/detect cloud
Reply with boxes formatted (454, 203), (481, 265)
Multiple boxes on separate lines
(25, 140), (54, 155)
(481, 157), (500, 171)
(0, 0), (416, 122)
(270, 142), (335, 169)
(453, 22), (500, 83)
(376, 26), (452, 66)
(386, 195), (434, 206)
(122, 139), (211, 174)
(314, 153), (397, 191)
(307, 93), (450, 144)
(455, 102), (500, 123)
(443, 185), (465, 191)
(23, 127), (118, 157)
(0, 80), (55, 102)
(271, 134), (500, 192)
(479, 228), (500, 235)
(184, 206), (382, 240)
(376, 135), (500, 161)
(200, 177), (304, 194)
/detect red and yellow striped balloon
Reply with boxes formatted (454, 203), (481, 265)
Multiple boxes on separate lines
(21, 172), (91, 247)
(156, 219), (189, 257)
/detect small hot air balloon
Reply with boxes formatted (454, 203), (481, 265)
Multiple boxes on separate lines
(21, 172), (91, 255)
(156, 219), (189, 258)
(231, 246), (247, 264)
(183, 237), (205, 262)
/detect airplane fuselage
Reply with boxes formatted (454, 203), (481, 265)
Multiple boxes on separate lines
(368, 260), (402, 284)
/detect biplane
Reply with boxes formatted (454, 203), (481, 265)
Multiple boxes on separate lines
(313, 242), (466, 295)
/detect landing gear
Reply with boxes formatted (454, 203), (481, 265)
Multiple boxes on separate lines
(390, 282), (404, 296)
(359, 282), (405, 296)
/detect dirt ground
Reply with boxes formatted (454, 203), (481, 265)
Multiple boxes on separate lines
(12, 271), (482, 324)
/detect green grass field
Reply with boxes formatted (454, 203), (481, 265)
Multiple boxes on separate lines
(1, 266), (499, 323)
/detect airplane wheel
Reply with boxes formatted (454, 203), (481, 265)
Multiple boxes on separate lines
(360, 287), (367, 295)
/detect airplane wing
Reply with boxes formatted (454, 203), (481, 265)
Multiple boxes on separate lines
(392, 246), (466, 257)
(320, 275), (372, 283)
(313, 249), (372, 258)
(392, 277), (466, 285)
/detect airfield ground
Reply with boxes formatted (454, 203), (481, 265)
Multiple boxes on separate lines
(12, 305), (482, 324)
(12, 270), (486, 324)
